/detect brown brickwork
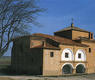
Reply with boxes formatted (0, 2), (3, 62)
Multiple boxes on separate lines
(72, 30), (89, 40)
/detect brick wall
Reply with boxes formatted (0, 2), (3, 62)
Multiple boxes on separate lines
(72, 30), (89, 40)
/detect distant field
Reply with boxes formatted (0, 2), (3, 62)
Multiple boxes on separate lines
(0, 56), (11, 65)
(0, 56), (11, 73)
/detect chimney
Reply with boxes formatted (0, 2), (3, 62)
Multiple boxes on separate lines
(89, 32), (93, 40)
(42, 41), (46, 47)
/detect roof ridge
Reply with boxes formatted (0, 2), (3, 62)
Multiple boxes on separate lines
(54, 26), (90, 33)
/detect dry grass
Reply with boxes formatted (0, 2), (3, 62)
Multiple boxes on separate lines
(0, 77), (15, 80)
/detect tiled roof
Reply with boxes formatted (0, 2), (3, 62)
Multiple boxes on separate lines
(32, 33), (88, 47)
(32, 43), (60, 50)
(54, 26), (89, 33)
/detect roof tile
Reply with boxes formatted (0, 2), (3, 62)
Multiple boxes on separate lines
(32, 33), (88, 47)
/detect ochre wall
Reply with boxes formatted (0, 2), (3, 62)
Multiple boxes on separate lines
(81, 41), (95, 73)
(43, 49), (60, 76)
(43, 45), (88, 76)
(30, 40), (43, 48)
(72, 30), (89, 40)
(30, 36), (45, 48)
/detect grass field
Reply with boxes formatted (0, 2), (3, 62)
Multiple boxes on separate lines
(0, 56), (11, 75)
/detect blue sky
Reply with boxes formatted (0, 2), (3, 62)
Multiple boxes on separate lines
(5, 0), (95, 56)
(31, 0), (95, 35)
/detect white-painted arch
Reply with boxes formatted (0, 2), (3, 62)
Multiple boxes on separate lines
(75, 49), (86, 61)
(61, 48), (74, 61)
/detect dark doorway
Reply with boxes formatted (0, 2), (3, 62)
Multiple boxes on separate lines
(62, 64), (73, 74)
(76, 64), (85, 73)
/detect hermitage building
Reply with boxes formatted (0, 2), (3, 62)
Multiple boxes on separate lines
(11, 22), (95, 76)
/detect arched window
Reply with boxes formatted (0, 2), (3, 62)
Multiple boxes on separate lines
(61, 48), (74, 61)
(75, 49), (86, 61)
